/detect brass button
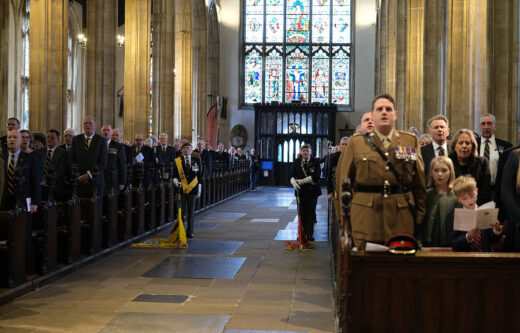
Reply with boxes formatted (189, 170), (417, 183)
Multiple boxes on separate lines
(385, 152), (389, 157)
(385, 166), (390, 171)
(384, 194), (388, 198)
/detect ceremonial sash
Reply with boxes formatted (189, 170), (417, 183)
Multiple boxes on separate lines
(175, 156), (198, 194)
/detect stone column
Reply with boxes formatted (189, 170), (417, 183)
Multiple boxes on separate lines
(152, 0), (175, 137)
(174, 0), (192, 140)
(86, 0), (117, 126)
(29, 0), (68, 132)
(406, 0), (424, 131)
(207, 3), (220, 143)
(423, 0), (447, 128)
(488, 0), (519, 141)
(446, 0), (487, 131)
(0, 1), (8, 126)
(192, 0), (207, 143)
(124, 0), (151, 141)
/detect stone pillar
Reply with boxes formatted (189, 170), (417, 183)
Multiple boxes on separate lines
(152, 0), (175, 137)
(423, 0), (447, 128)
(406, 0), (424, 131)
(29, 0), (68, 132)
(174, 0), (192, 140)
(192, 0), (207, 143)
(488, 0), (519, 141)
(0, 1), (8, 127)
(124, 0), (151, 141)
(446, 0), (487, 131)
(86, 0), (117, 126)
(207, 3), (221, 145)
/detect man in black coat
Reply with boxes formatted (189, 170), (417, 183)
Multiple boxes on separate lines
(101, 125), (126, 196)
(477, 114), (513, 188)
(1, 118), (21, 157)
(290, 143), (321, 242)
(112, 128), (133, 187)
(173, 142), (202, 238)
(132, 133), (157, 189)
(201, 141), (213, 177)
(421, 115), (450, 181)
(214, 143), (229, 169)
(38, 129), (71, 202)
(70, 116), (108, 198)
(157, 133), (176, 181)
(58, 128), (75, 152)
(2, 129), (43, 212)
(327, 136), (349, 200)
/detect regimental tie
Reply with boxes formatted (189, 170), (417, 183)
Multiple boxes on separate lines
(84, 137), (90, 152)
(470, 229), (484, 252)
(186, 157), (191, 169)
(438, 146), (445, 156)
(484, 139), (490, 161)
(7, 153), (15, 196)
(44, 149), (52, 178)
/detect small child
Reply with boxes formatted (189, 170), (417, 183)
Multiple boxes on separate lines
(447, 175), (503, 252)
(420, 156), (457, 247)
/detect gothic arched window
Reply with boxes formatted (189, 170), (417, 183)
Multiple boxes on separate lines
(243, 0), (351, 106)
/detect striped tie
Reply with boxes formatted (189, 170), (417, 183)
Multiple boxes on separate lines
(7, 153), (15, 196)
(438, 146), (445, 156)
(44, 149), (52, 177)
(85, 137), (90, 152)
(483, 140), (490, 161)
(470, 229), (483, 252)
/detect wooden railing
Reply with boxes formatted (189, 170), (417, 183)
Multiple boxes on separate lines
(328, 201), (520, 332)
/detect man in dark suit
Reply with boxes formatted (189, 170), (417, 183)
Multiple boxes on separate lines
(112, 128), (133, 187)
(132, 133), (157, 189)
(38, 129), (71, 202)
(157, 133), (176, 181)
(327, 136), (349, 201)
(58, 128), (75, 152)
(101, 125), (126, 195)
(214, 143), (229, 170)
(290, 143), (322, 242)
(70, 116), (108, 198)
(173, 142), (202, 238)
(421, 115), (450, 181)
(2, 129), (42, 211)
(1, 118), (21, 157)
(201, 141), (213, 177)
(477, 113), (513, 187)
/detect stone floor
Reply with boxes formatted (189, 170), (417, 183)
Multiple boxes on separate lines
(0, 187), (335, 333)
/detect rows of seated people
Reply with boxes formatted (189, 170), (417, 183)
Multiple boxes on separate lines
(0, 116), (251, 289)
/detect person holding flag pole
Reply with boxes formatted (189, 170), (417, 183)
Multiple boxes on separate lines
(173, 142), (202, 238)
(288, 143), (322, 249)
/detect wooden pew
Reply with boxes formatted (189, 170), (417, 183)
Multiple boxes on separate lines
(57, 195), (81, 264)
(144, 167), (156, 231)
(339, 249), (520, 332)
(33, 199), (58, 275)
(0, 209), (27, 288)
(155, 165), (166, 226)
(132, 165), (145, 235)
(103, 190), (119, 248)
(80, 193), (102, 255)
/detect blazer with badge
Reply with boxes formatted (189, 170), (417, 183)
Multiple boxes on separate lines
(173, 155), (202, 196)
(38, 147), (71, 201)
(2, 151), (43, 210)
(70, 133), (108, 196)
(104, 140), (127, 195)
(335, 130), (427, 244)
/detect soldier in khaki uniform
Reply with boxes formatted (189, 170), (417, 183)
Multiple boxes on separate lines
(335, 94), (426, 249)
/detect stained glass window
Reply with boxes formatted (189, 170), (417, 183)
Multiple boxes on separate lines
(243, 0), (351, 106)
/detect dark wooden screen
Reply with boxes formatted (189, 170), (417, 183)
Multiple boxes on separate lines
(254, 103), (336, 186)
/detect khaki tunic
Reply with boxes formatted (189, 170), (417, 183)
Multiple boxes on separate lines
(335, 130), (426, 248)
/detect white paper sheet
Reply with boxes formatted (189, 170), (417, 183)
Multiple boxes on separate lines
(135, 153), (144, 163)
(365, 242), (389, 252)
(453, 206), (499, 231)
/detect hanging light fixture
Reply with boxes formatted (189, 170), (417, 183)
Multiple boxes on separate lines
(116, 34), (125, 48)
(77, 33), (87, 48)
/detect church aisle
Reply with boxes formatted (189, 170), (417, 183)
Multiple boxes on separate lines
(0, 187), (335, 333)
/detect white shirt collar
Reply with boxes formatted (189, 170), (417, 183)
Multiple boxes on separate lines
(431, 140), (448, 153)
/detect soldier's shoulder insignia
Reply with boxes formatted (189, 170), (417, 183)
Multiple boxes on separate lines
(351, 133), (363, 138)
